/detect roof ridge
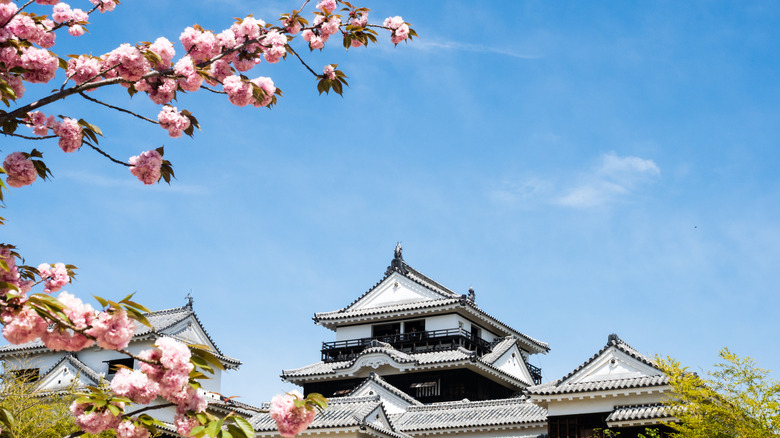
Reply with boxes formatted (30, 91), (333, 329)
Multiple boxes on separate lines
(405, 397), (532, 411)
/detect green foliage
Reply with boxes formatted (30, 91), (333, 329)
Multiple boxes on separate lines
(0, 364), (115, 438)
(657, 348), (780, 438)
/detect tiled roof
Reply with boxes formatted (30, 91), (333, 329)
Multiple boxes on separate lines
(315, 299), (549, 354)
(529, 375), (669, 395)
(606, 404), (672, 423)
(0, 305), (241, 367)
(528, 334), (668, 396)
(40, 353), (103, 384)
(283, 344), (533, 387)
(480, 337), (518, 364)
(391, 398), (547, 432)
(557, 334), (657, 384)
(252, 396), (384, 430)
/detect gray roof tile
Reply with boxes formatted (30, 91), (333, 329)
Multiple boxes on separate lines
(529, 375), (669, 395)
(391, 398), (547, 431)
(252, 396), (383, 430)
(606, 404), (672, 423)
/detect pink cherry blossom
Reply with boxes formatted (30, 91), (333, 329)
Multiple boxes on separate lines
(116, 421), (151, 438)
(148, 37), (175, 68)
(351, 13), (368, 28)
(66, 55), (103, 85)
(174, 411), (200, 436)
(85, 308), (135, 350)
(104, 43), (150, 82)
(1, 306), (48, 344)
(3, 152), (37, 188)
(129, 150), (163, 185)
(316, 0), (337, 12)
(0, 73), (24, 100)
(231, 16), (265, 42)
(42, 325), (95, 351)
(111, 368), (160, 404)
(0, 2), (18, 24)
(19, 47), (59, 83)
(323, 64), (336, 80)
(37, 262), (70, 293)
(180, 26), (220, 63)
(251, 76), (275, 107)
(206, 59), (232, 85)
(222, 75), (253, 107)
(70, 401), (123, 434)
(35, 0), (61, 5)
(270, 391), (317, 438)
(134, 77), (177, 104)
(174, 56), (203, 92)
(157, 106), (191, 138)
(89, 0), (116, 12)
(52, 118), (83, 152)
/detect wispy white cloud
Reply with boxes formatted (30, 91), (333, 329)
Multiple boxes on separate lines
(491, 152), (660, 209)
(412, 40), (542, 59)
(60, 170), (209, 195)
(556, 152), (660, 208)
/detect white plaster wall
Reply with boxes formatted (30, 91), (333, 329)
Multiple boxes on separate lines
(336, 324), (372, 341)
(545, 391), (666, 416)
(424, 314), (462, 331)
(4, 351), (61, 374)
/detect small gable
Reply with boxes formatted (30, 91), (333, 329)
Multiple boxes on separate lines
(363, 404), (393, 431)
(349, 375), (420, 414)
(567, 347), (663, 385)
(36, 357), (101, 392)
(349, 272), (450, 311)
(491, 343), (534, 386)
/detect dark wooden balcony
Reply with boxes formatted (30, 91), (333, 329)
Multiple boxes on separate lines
(321, 328), (493, 363)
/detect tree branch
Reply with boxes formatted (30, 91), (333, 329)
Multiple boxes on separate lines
(125, 402), (176, 417)
(3, 132), (56, 140)
(79, 92), (159, 124)
(286, 46), (319, 77)
(82, 142), (131, 167)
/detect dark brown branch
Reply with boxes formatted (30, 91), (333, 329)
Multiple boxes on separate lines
(125, 402), (176, 417)
(199, 85), (227, 95)
(3, 132), (56, 140)
(79, 92), (159, 124)
(286, 46), (319, 77)
(82, 142), (131, 167)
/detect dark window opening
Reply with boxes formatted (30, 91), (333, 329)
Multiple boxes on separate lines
(470, 324), (482, 340)
(13, 368), (39, 382)
(372, 323), (401, 338)
(403, 320), (425, 333)
(106, 358), (134, 375)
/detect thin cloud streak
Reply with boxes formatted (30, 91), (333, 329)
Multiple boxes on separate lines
(413, 40), (542, 59)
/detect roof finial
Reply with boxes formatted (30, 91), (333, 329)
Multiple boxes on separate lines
(185, 291), (193, 310)
(385, 242), (409, 276)
(608, 333), (620, 344)
(467, 286), (475, 302)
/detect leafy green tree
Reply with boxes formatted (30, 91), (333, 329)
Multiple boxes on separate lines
(0, 361), (116, 438)
(657, 348), (780, 438)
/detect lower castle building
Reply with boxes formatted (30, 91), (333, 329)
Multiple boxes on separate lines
(0, 246), (675, 437)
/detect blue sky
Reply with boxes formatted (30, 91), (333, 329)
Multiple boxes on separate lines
(3, 0), (780, 405)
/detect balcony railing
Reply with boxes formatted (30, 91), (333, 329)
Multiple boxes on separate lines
(321, 328), (492, 362)
(527, 362), (542, 385)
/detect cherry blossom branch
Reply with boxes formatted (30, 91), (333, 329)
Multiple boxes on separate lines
(47, 2), (103, 33)
(82, 142), (131, 167)
(286, 46), (319, 77)
(199, 85), (227, 95)
(78, 92), (159, 124)
(125, 402), (176, 416)
(3, 132), (56, 140)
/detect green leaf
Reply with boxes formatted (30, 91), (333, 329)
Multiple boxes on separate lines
(93, 295), (109, 308)
(233, 417), (255, 438)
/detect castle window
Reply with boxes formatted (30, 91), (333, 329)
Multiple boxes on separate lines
(106, 358), (134, 376)
(410, 380), (440, 397)
(403, 320), (425, 334)
(13, 368), (39, 382)
(372, 323), (401, 340)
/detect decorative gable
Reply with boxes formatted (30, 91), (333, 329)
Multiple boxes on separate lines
(349, 272), (449, 311)
(166, 316), (219, 351)
(349, 374), (421, 414)
(565, 347), (663, 385)
(491, 343), (534, 386)
(36, 356), (101, 392)
(364, 404), (394, 430)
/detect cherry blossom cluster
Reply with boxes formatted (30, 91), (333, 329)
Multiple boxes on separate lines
(2, 152), (36, 187)
(2, 0), (415, 192)
(270, 391), (318, 438)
